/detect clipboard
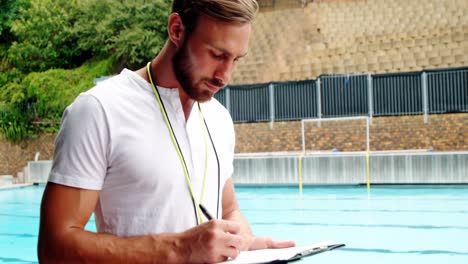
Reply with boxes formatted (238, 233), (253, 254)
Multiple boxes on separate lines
(220, 241), (345, 264)
(280, 243), (345, 263)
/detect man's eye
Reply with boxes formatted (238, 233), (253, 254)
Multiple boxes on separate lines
(212, 52), (223, 60)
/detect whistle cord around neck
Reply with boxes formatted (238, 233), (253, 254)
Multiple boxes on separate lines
(146, 61), (220, 224)
(202, 116), (221, 219)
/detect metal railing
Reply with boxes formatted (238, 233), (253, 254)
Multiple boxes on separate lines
(257, 0), (309, 10)
(214, 67), (468, 123)
(427, 69), (468, 114)
(372, 72), (422, 116)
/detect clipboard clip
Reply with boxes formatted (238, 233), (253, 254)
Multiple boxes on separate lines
(297, 245), (328, 257)
(292, 243), (346, 260)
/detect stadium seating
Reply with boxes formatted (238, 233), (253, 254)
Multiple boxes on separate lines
(230, 0), (468, 84)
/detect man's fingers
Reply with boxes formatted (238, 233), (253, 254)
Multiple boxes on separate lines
(224, 232), (244, 249)
(270, 240), (296, 249)
(214, 219), (241, 234)
(183, 221), (246, 263)
(202, 220), (243, 259)
(224, 246), (241, 259)
(249, 237), (296, 250)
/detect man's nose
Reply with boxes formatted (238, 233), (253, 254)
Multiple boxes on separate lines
(214, 60), (234, 86)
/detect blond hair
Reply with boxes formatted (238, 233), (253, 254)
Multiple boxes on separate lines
(172, 0), (259, 34)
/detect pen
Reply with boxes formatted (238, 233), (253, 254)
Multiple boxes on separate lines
(199, 204), (214, 220)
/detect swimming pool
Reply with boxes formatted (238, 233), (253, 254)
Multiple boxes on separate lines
(1, 185), (467, 263)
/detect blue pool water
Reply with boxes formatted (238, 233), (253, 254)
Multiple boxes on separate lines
(1, 185), (467, 263)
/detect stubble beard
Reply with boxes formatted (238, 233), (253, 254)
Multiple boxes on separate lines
(172, 40), (214, 103)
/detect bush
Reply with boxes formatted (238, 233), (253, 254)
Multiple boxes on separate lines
(0, 57), (115, 141)
(1, 0), (172, 142)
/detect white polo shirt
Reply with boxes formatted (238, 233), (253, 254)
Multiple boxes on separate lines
(48, 69), (235, 236)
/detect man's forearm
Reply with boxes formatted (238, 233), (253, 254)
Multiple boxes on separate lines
(38, 229), (184, 263)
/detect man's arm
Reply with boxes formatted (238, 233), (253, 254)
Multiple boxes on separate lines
(38, 182), (243, 263)
(222, 178), (296, 251)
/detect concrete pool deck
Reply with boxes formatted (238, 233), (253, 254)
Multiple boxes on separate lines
(0, 183), (34, 190)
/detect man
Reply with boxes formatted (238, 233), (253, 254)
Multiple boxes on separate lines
(38, 0), (295, 263)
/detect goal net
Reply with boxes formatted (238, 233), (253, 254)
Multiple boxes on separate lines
(301, 116), (370, 153)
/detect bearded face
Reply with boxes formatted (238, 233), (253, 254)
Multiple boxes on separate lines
(171, 15), (252, 103)
(172, 37), (225, 103)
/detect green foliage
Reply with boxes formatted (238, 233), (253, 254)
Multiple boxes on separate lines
(0, 103), (31, 142)
(0, 61), (23, 90)
(7, 0), (170, 73)
(0, 0), (29, 41)
(1, 0), (172, 142)
(75, 0), (170, 69)
(0, 57), (115, 141)
(111, 1), (169, 68)
(25, 57), (114, 118)
(8, 0), (82, 72)
(1, 41), (23, 88)
(72, 0), (115, 57)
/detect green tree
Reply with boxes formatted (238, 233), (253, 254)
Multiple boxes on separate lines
(0, 0), (28, 89)
(7, 0), (83, 72)
(7, 0), (170, 72)
(75, 0), (170, 69)
(0, 58), (114, 141)
(109, 0), (170, 69)
(0, 0), (29, 42)
(0, 102), (31, 142)
(1, 0), (172, 141)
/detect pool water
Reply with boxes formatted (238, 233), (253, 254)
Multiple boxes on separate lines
(238, 186), (468, 264)
(0, 185), (95, 263)
(1, 185), (467, 263)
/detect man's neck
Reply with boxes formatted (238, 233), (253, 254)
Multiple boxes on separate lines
(177, 88), (195, 121)
(136, 43), (195, 120)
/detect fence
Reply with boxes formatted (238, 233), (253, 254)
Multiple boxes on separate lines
(215, 67), (468, 123)
(257, 0), (309, 10)
(21, 151), (468, 185)
(233, 151), (468, 185)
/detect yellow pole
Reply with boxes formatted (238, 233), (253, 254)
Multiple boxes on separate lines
(366, 151), (370, 192)
(298, 153), (304, 194)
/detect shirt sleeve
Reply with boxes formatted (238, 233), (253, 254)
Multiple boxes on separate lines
(48, 93), (110, 190)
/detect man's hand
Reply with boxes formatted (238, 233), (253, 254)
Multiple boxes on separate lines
(178, 219), (244, 263)
(221, 178), (296, 254)
(248, 236), (296, 251)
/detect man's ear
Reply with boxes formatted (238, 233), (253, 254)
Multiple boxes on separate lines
(168, 13), (185, 48)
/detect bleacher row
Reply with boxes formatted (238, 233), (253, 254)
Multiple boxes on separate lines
(230, 0), (468, 84)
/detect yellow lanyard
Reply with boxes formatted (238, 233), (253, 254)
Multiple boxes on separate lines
(146, 62), (209, 224)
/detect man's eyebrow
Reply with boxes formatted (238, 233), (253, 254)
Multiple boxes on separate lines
(212, 46), (248, 58)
